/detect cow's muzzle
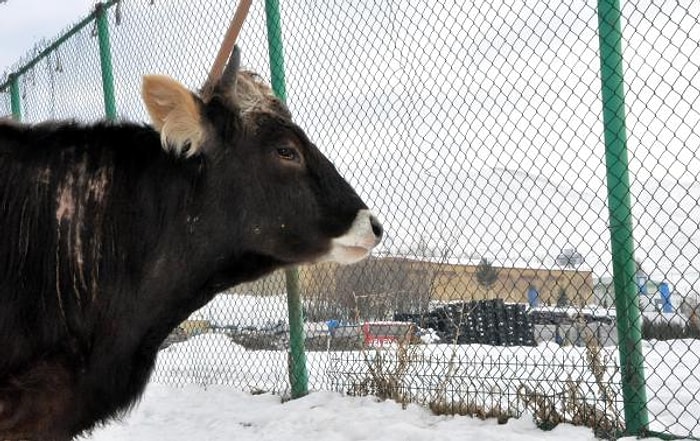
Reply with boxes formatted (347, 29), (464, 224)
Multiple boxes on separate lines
(319, 209), (383, 265)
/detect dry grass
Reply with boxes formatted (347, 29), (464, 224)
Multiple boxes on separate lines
(428, 398), (513, 424)
(351, 343), (412, 407)
(346, 294), (623, 438)
(348, 292), (414, 407)
(518, 329), (624, 439)
(422, 302), (517, 422)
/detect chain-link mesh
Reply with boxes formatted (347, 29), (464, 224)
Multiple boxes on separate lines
(5, 23), (105, 122)
(0, 92), (9, 119)
(2, 0), (700, 437)
(621, 1), (700, 436)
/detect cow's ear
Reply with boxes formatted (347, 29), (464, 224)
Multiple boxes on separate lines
(142, 75), (205, 157)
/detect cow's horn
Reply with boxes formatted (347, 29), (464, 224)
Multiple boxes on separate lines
(219, 46), (241, 91)
(201, 0), (251, 100)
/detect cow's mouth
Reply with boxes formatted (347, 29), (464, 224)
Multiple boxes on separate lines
(317, 209), (382, 265)
(319, 244), (372, 265)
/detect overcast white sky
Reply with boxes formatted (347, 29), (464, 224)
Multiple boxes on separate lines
(0, 0), (95, 72)
(2, 0), (700, 290)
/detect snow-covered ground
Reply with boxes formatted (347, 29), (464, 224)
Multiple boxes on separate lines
(69, 293), (700, 439)
(77, 331), (700, 440)
(85, 384), (676, 441)
(128, 293), (700, 439)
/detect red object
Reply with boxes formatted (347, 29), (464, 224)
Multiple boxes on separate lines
(361, 322), (415, 346)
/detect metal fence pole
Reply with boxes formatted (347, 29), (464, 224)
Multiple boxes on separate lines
(9, 75), (21, 121)
(596, 0), (649, 435)
(264, 0), (309, 399)
(265, 0), (287, 102)
(96, 2), (117, 120)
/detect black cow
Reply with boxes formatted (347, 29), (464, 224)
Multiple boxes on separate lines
(0, 48), (382, 440)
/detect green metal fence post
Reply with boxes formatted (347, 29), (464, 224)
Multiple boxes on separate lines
(596, 0), (649, 435)
(264, 0), (309, 399)
(96, 2), (117, 120)
(284, 266), (308, 398)
(9, 74), (21, 121)
(265, 0), (287, 102)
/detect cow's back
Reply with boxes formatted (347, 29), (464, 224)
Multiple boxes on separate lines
(0, 120), (196, 438)
(0, 119), (201, 355)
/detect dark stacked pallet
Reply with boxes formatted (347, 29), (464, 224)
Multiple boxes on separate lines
(395, 300), (535, 346)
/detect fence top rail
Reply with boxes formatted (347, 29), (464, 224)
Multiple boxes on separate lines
(0, 0), (119, 93)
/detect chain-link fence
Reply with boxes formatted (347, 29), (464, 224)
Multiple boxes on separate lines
(2, 0), (700, 438)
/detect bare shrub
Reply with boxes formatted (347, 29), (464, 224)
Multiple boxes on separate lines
(518, 331), (623, 439)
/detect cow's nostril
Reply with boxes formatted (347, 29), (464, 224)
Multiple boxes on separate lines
(369, 215), (383, 241)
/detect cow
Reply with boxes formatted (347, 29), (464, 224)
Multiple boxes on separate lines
(0, 47), (382, 440)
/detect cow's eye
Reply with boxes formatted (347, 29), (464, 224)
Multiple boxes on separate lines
(276, 146), (299, 161)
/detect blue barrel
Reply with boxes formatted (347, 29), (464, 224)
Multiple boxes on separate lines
(659, 282), (672, 313)
(527, 286), (539, 307)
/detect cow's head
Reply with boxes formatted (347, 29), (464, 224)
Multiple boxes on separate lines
(140, 47), (382, 267)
